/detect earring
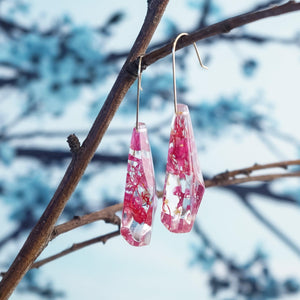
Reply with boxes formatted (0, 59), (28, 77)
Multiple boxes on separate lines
(161, 33), (207, 233)
(121, 56), (157, 246)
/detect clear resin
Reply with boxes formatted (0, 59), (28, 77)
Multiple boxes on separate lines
(161, 104), (205, 233)
(121, 123), (157, 246)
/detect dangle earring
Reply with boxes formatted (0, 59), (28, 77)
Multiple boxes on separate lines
(121, 56), (157, 246)
(161, 33), (207, 233)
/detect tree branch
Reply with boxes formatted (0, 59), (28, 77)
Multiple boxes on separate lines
(1, 2), (300, 298)
(141, 1), (300, 69)
(206, 159), (300, 186)
(206, 171), (300, 187)
(0, 18), (30, 35)
(49, 160), (300, 244)
(31, 230), (120, 269)
(218, 32), (299, 45)
(0, 159), (295, 273)
(250, 0), (285, 13)
(25, 159), (300, 270)
(0, 1), (170, 298)
(106, 30), (300, 63)
(213, 159), (300, 178)
(50, 203), (122, 241)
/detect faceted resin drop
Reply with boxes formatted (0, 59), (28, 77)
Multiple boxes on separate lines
(161, 104), (205, 233)
(121, 123), (157, 246)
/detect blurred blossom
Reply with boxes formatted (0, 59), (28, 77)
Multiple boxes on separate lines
(3, 170), (53, 221)
(190, 95), (269, 135)
(0, 143), (15, 166)
(187, 0), (223, 21)
(0, 25), (113, 116)
(242, 59), (259, 77)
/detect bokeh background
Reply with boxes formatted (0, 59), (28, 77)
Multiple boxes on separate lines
(0, 0), (300, 299)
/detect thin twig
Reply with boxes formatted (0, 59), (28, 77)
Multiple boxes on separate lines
(0, 159), (297, 272)
(210, 159), (300, 181)
(32, 166), (300, 270)
(51, 204), (122, 241)
(0, 231), (120, 274)
(50, 160), (300, 242)
(31, 230), (120, 269)
(207, 171), (300, 187)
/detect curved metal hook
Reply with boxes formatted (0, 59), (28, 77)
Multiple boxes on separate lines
(172, 32), (208, 114)
(136, 55), (143, 130)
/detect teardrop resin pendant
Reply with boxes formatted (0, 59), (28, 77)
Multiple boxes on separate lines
(121, 123), (157, 246)
(161, 104), (205, 233)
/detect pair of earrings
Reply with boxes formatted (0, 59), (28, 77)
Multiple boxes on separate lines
(121, 33), (207, 247)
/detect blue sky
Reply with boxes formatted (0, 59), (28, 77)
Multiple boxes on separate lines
(1, 1), (300, 299)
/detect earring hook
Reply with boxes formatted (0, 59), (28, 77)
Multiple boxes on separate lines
(172, 32), (208, 114)
(136, 55), (143, 130)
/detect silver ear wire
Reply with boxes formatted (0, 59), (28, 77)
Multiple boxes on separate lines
(172, 32), (208, 114)
(136, 55), (143, 130)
